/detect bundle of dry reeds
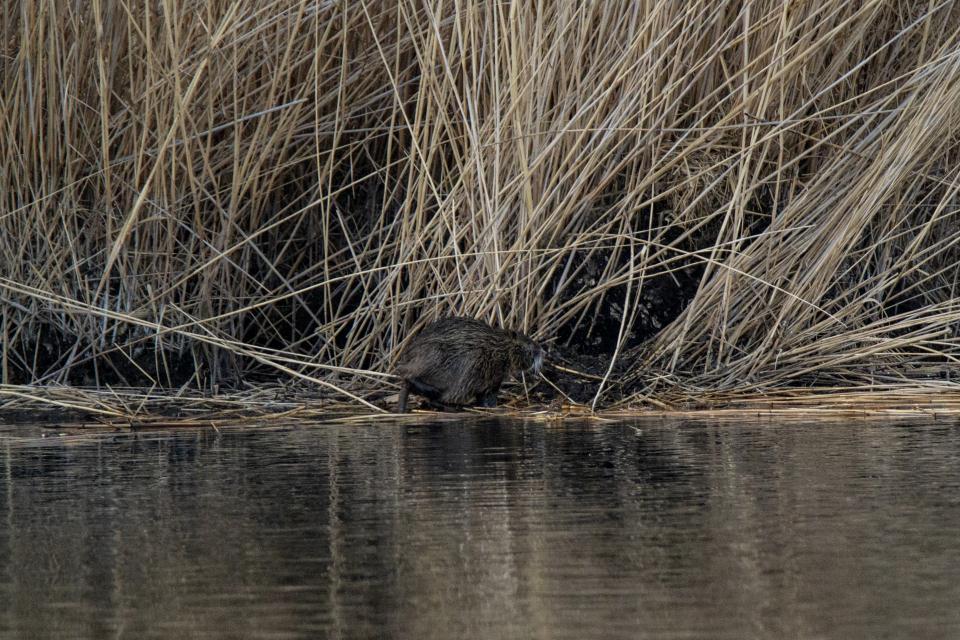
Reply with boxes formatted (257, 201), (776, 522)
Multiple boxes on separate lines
(3, 0), (960, 412)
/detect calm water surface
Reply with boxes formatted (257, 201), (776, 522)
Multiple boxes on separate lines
(1, 417), (959, 639)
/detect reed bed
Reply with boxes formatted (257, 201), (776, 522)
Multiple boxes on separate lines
(3, 0), (960, 414)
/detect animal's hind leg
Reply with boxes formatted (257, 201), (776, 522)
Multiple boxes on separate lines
(408, 378), (441, 402)
(403, 378), (448, 412)
(478, 391), (498, 408)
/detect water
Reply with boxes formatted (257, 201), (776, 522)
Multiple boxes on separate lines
(1, 417), (959, 639)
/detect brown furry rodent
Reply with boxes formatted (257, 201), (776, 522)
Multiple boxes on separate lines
(395, 317), (544, 412)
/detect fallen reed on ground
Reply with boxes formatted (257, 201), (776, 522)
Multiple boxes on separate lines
(3, 0), (960, 414)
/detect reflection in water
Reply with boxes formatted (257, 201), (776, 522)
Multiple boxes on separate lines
(1, 419), (959, 639)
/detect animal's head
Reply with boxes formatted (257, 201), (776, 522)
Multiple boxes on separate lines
(509, 330), (544, 375)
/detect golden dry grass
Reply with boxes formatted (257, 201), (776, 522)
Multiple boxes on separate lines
(3, 0), (960, 414)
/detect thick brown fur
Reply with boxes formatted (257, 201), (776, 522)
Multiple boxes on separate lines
(395, 317), (544, 412)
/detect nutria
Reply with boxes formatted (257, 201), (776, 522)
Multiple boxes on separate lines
(395, 317), (544, 412)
